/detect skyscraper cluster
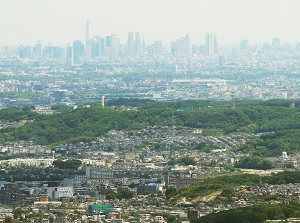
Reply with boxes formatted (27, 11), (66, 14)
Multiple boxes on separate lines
(126, 32), (144, 57)
(239, 37), (283, 53)
(15, 21), (223, 64)
(171, 34), (191, 56)
(13, 19), (300, 66)
(18, 43), (66, 60)
(85, 35), (120, 60)
(147, 40), (163, 56)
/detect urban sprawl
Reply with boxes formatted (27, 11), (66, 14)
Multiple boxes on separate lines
(0, 26), (300, 223)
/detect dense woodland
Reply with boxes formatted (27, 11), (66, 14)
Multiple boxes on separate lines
(234, 156), (274, 170)
(191, 202), (300, 223)
(0, 99), (300, 157)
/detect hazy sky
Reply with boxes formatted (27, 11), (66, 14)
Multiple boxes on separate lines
(1, 0), (300, 46)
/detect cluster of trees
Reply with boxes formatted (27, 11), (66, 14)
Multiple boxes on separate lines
(52, 159), (82, 170)
(234, 156), (274, 170)
(168, 156), (196, 166)
(266, 171), (300, 184)
(0, 106), (38, 122)
(176, 156), (196, 165)
(194, 142), (214, 153)
(191, 202), (300, 223)
(105, 189), (134, 200)
(237, 129), (300, 157)
(0, 165), (84, 182)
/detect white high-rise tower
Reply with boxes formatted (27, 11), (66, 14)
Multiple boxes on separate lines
(205, 33), (218, 57)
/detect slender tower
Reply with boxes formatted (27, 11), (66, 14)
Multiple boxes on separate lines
(101, 96), (105, 108)
(290, 91), (295, 109)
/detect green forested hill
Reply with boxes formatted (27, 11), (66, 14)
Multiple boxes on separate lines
(236, 129), (300, 156)
(168, 171), (300, 202)
(0, 99), (300, 149)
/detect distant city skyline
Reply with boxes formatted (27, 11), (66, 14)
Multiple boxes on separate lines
(0, 0), (300, 46)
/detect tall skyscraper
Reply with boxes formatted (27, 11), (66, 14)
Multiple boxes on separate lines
(214, 34), (218, 55)
(18, 46), (32, 58)
(205, 33), (218, 57)
(142, 35), (146, 55)
(33, 41), (42, 59)
(171, 34), (190, 56)
(135, 32), (142, 56)
(104, 35), (120, 58)
(85, 20), (90, 43)
(148, 40), (163, 56)
(85, 42), (92, 60)
(272, 38), (280, 49)
(240, 39), (249, 51)
(127, 32), (135, 56)
(66, 44), (73, 65)
(95, 36), (103, 58)
(73, 40), (84, 64)
(262, 43), (271, 52)
(185, 34), (191, 55)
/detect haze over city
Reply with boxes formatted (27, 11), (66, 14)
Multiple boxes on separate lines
(3, 0), (300, 222)
(1, 0), (300, 46)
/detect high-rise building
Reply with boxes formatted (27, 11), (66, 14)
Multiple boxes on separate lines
(142, 35), (146, 55)
(85, 166), (113, 179)
(73, 40), (84, 64)
(240, 39), (249, 51)
(148, 40), (163, 56)
(272, 37), (280, 49)
(127, 32), (135, 56)
(125, 32), (145, 57)
(83, 37), (99, 60)
(171, 34), (190, 56)
(85, 42), (92, 60)
(135, 32), (142, 56)
(95, 36), (103, 58)
(33, 42), (42, 58)
(219, 56), (225, 67)
(66, 44), (73, 65)
(18, 46), (32, 58)
(90, 38), (99, 58)
(205, 33), (218, 57)
(214, 34), (218, 55)
(0, 183), (25, 205)
(262, 43), (271, 52)
(43, 46), (65, 59)
(85, 20), (90, 43)
(104, 35), (120, 58)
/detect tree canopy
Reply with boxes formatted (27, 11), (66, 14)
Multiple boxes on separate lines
(0, 100), (300, 156)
